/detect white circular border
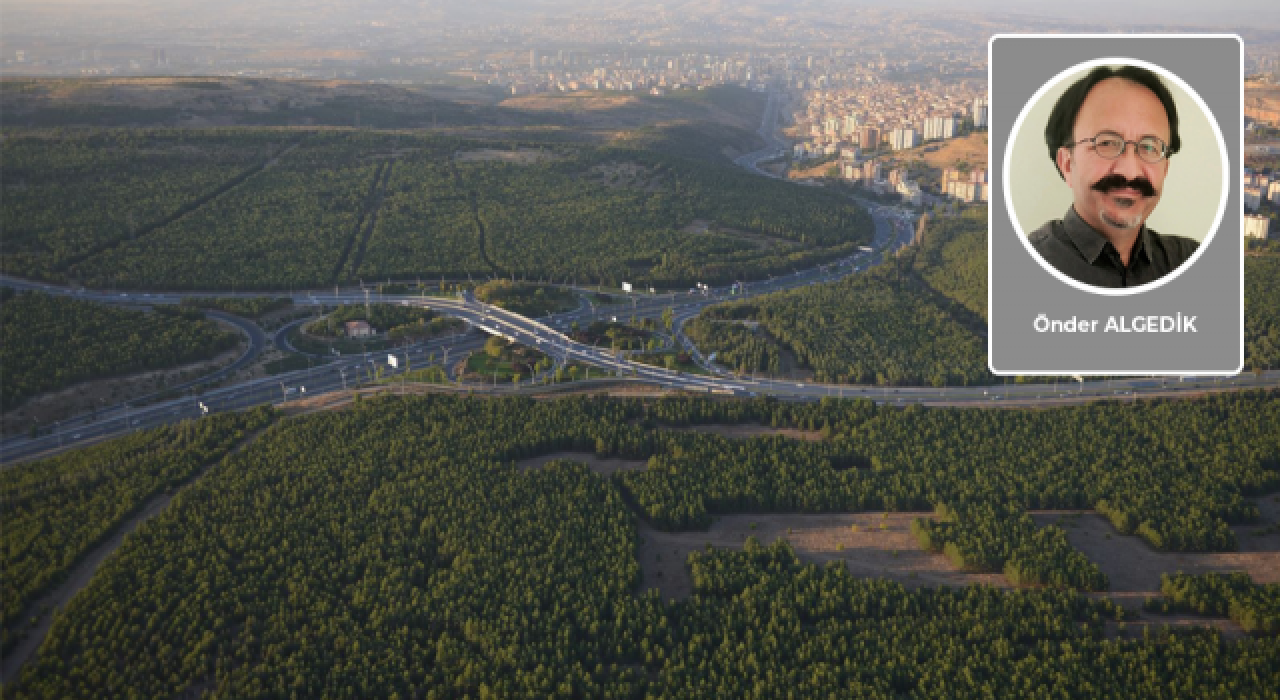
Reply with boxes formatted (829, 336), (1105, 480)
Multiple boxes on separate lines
(1002, 56), (1229, 297)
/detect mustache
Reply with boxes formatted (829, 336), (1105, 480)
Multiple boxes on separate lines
(1091, 174), (1157, 198)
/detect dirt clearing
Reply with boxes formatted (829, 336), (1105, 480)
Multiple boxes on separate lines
(636, 512), (1004, 601)
(454, 148), (557, 164)
(1032, 510), (1280, 596)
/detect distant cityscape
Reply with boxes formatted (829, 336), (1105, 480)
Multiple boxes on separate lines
(4, 1), (1280, 235)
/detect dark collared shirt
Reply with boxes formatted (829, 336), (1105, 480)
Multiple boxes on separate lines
(1028, 206), (1199, 288)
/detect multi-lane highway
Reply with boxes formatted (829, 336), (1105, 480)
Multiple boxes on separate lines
(734, 89), (789, 178)
(4, 196), (1272, 465)
(2, 88), (1274, 463)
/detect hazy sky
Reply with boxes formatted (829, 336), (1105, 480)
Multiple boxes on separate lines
(3, 0), (1278, 32)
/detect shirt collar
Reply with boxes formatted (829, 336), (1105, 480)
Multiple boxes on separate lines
(1063, 205), (1152, 266)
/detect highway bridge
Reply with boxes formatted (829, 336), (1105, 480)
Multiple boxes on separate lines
(3, 90), (1273, 463)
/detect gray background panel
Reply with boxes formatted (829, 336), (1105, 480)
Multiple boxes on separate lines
(989, 36), (1241, 375)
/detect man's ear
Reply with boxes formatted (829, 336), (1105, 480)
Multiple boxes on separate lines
(1055, 147), (1073, 183)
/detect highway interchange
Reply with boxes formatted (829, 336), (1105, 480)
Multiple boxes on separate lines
(3, 91), (1277, 463)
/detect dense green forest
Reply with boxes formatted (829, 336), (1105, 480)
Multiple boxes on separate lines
(688, 207), (1280, 384)
(68, 133), (378, 290)
(1145, 572), (1280, 634)
(6, 393), (1279, 697)
(1246, 255), (1280, 371)
(0, 129), (280, 281)
(0, 289), (241, 410)
(0, 407), (274, 653)
(623, 392), (1279, 558)
(912, 207), (988, 320)
(181, 297), (293, 319)
(1, 126), (870, 290)
(686, 259), (989, 386)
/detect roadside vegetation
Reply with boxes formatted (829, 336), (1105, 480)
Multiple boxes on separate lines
(687, 205), (1280, 384)
(0, 407), (274, 654)
(474, 280), (578, 317)
(180, 297), (292, 320)
(0, 288), (240, 410)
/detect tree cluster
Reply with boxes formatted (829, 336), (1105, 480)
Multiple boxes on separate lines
(691, 263), (990, 386)
(0, 129), (278, 281)
(0, 288), (240, 409)
(474, 280), (578, 317)
(0, 407), (274, 653)
(1146, 572), (1280, 635)
(306, 303), (440, 338)
(181, 297), (293, 320)
(911, 502), (1107, 591)
(8, 394), (1280, 698)
(1245, 256), (1280, 371)
(3, 128), (876, 291)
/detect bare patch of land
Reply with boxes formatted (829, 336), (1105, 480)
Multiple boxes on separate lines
(584, 161), (664, 191)
(1033, 510), (1280, 596)
(787, 161), (840, 179)
(1034, 508), (1280, 638)
(0, 76), (520, 129)
(454, 148), (557, 165)
(515, 451), (646, 476)
(500, 91), (758, 133)
(681, 219), (713, 234)
(679, 219), (805, 251)
(635, 505), (1277, 641)
(906, 131), (989, 172)
(637, 512), (1003, 601)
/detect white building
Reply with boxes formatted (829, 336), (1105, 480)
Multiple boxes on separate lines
(1245, 214), (1271, 240)
(1269, 181), (1280, 205)
(889, 127), (920, 150)
(1245, 187), (1262, 212)
(973, 97), (988, 129)
(922, 116), (958, 141)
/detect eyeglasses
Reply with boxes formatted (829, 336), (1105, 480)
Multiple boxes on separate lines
(1069, 131), (1169, 164)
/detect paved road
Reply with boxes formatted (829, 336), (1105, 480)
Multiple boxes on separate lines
(734, 89), (789, 178)
(4, 195), (1270, 466)
(1, 95), (1272, 462)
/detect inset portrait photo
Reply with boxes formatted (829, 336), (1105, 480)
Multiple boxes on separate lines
(1004, 58), (1228, 294)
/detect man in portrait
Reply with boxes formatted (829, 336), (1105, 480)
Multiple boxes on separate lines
(1029, 65), (1198, 288)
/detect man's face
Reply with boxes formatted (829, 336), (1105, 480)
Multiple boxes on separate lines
(1056, 77), (1171, 236)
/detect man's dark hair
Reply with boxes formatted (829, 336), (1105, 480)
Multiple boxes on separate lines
(1044, 65), (1180, 179)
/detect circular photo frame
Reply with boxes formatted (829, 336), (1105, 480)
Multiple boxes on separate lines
(1002, 56), (1229, 296)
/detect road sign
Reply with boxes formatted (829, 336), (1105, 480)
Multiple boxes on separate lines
(387, 354), (399, 368)
(621, 282), (633, 292)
